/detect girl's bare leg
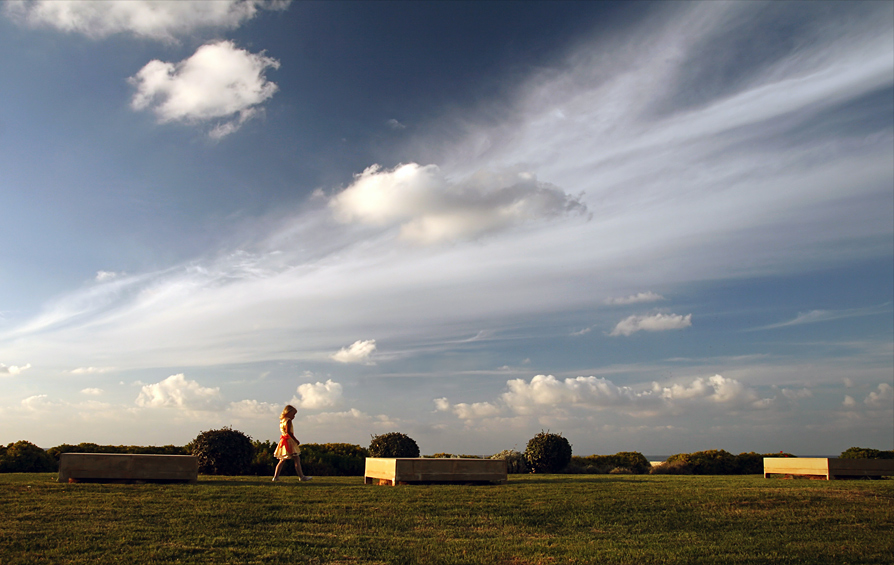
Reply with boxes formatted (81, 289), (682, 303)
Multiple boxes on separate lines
(273, 459), (287, 481)
(293, 456), (306, 479)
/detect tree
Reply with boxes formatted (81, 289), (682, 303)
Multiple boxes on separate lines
(524, 431), (572, 473)
(368, 432), (419, 458)
(189, 427), (254, 475)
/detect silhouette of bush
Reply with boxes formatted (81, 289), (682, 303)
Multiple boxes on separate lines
(189, 427), (254, 475)
(524, 431), (572, 473)
(368, 432), (420, 458)
(569, 452), (651, 474)
(840, 447), (894, 459)
(489, 449), (529, 474)
(0, 441), (57, 472)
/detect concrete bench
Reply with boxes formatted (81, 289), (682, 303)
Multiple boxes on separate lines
(364, 457), (507, 486)
(58, 453), (198, 483)
(764, 457), (894, 480)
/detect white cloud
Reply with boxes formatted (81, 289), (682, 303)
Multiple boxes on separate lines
(0, 363), (31, 376)
(450, 401), (502, 420)
(781, 388), (813, 401)
(290, 379), (343, 410)
(228, 399), (280, 418)
(864, 383), (893, 408)
(135, 373), (223, 410)
(386, 118), (406, 130)
(659, 375), (758, 405)
(95, 271), (120, 282)
(4, 0), (287, 41)
(843, 395), (857, 408)
(70, 366), (114, 374)
(442, 373), (768, 421)
(129, 40), (280, 138)
(80, 388), (103, 395)
(329, 163), (587, 244)
(21, 394), (52, 410)
(605, 292), (665, 305)
(610, 313), (692, 337)
(300, 408), (400, 438)
(331, 340), (377, 364)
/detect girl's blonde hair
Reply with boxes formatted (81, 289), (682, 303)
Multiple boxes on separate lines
(280, 405), (297, 420)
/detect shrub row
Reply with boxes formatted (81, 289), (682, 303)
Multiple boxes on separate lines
(649, 450), (797, 475)
(4, 432), (890, 477)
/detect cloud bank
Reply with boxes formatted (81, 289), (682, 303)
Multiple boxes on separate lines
(437, 373), (769, 421)
(0, 363), (31, 376)
(5, 0), (287, 41)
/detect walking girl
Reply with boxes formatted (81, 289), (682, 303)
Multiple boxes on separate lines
(272, 405), (312, 482)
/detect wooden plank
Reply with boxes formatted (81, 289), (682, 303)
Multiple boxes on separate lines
(828, 458), (894, 478)
(58, 453), (198, 483)
(763, 458), (829, 478)
(764, 457), (894, 480)
(364, 458), (508, 485)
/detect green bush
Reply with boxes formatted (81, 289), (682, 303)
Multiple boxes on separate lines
(250, 440), (279, 475)
(649, 460), (692, 475)
(650, 450), (797, 475)
(300, 443), (369, 476)
(489, 449), (529, 474)
(524, 431), (572, 473)
(0, 441), (57, 472)
(564, 456), (610, 474)
(564, 452), (651, 474)
(734, 452), (795, 474)
(368, 432), (419, 458)
(840, 447), (894, 459)
(250, 441), (368, 476)
(189, 427), (254, 475)
(47, 443), (188, 461)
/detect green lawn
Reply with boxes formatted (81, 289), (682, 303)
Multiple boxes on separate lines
(1, 473), (892, 564)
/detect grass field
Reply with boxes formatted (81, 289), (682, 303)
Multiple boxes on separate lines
(1, 473), (892, 564)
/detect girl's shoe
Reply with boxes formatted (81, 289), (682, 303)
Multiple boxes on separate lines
(300, 476), (313, 482)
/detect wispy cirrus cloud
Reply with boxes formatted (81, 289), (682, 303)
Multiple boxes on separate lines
(753, 304), (893, 331)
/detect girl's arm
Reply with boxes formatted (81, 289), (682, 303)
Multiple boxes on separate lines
(287, 420), (300, 445)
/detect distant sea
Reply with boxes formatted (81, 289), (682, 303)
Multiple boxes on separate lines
(644, 454), (838, 463)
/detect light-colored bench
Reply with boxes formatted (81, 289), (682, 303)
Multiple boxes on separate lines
(763, 457), (894, 480)
(58, 453), (198, 483)
(364, 457), (507, 486)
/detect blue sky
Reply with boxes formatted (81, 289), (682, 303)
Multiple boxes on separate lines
(1, 1), (891, 457)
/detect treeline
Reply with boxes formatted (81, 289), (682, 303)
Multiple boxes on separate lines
(2, 436), (892, 476)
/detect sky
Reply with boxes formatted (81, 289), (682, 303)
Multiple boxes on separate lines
(1, 0), (892, 457)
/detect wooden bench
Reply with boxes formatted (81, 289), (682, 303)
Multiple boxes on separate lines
(764, 457), (894, 480)
(364, 457), (507, 486)
(58, 453), (198, 483)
